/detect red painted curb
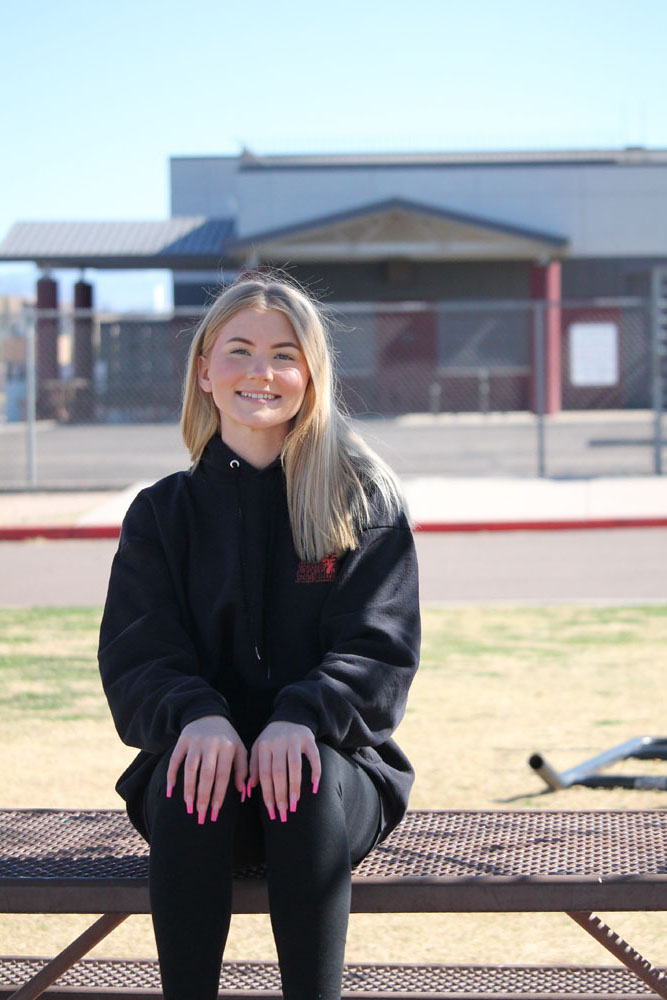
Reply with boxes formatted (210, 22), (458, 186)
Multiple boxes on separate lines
(2, 517), (667, 541)
(0, 525), (121, 541)
(413, 517), (667, 532)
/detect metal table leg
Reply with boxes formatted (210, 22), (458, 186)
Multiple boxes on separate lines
(6, 913), (130, 1000)
(567, 910), (667, 1000)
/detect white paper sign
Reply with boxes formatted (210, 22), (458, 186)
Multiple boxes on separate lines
(569, 322), (618, 387)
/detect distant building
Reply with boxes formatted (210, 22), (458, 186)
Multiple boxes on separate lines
(1, 147), (666, 417)
(169, 146), (667, 305)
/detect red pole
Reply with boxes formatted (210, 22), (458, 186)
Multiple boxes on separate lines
(530, 260), (562, 415)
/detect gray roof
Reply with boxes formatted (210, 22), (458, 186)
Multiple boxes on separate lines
(0, 218), (235, 269)
(228, 146), (667, 171)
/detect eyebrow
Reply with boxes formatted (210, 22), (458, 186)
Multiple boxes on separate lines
(225, 336), (302, 350)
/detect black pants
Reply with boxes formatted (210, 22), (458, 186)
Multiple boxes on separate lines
(142, 742), (382, 1000)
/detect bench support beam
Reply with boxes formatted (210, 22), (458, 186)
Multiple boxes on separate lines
(6, 913), (129, 1000)
(567, 910), (667, 1000)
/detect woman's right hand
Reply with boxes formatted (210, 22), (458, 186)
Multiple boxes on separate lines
(166, 715), (248, 823)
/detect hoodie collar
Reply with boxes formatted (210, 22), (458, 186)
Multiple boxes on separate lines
(198, 434), (283, 481)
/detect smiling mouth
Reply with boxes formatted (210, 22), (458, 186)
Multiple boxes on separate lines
(238, 391), (279, 401)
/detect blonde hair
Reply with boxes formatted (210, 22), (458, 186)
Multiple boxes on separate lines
(181, 275), (402, 560)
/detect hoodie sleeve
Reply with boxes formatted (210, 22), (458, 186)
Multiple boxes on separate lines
(268, 511), (420, 748)
(98, 492), (233, 754)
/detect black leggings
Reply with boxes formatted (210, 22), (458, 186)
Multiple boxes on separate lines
(142, 742), (382, 1000)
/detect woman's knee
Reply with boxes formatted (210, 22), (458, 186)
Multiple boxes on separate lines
(143, 750), (240, 846)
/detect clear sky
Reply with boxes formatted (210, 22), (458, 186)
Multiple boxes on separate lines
(2, 0), (666, 308)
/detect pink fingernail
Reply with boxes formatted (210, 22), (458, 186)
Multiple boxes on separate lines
(267, 802), (276, 821)
(290, 793), (298, 813)
(246, 780), (252, 799)
(186, 796), (193, 815)
(312, 778), (319, 795)
(197, 806), (206, 825)
(278, 803), (287, 823)
(166, 784), (173, 799)
(241, 785), (246, 804)
(211, 804), (220, 822)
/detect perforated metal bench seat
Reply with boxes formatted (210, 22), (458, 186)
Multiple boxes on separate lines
(2, 809), (667, 1000)
(2, 808), (667, 913)
(1, 958), (665, 1000)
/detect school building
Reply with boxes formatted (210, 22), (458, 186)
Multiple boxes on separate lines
(1, 147), (666, 418)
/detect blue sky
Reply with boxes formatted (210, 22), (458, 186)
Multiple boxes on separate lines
(2, 0), (666, 308)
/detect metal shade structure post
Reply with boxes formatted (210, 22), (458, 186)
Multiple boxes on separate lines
(533, 300), (546, 478)
(24, 308), (37, 487)
(651, 266), (666, 474)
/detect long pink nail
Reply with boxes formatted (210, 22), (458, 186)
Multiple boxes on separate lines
(211, 804), (220, 822)
(246, 780), (252, 799)
(312, 778), (319, 795)
(166, 783), (173, 799)
(186, 796), (194, 815)
(197, 806), (206, 825)
(278, 802), (287, 823)
(241, 785), (246, 804)
(290, 793), (298, 813)
(266, 802), (276, 821)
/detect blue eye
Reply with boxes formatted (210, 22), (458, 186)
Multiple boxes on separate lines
(275, 352), (294, 361)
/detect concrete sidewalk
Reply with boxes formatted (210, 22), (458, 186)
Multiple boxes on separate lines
(1, 475), (667, 538)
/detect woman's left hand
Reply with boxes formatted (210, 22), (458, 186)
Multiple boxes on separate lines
(248, 721), (321, 822)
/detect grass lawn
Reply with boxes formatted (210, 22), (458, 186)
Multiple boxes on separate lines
(1, 603), (667, 966)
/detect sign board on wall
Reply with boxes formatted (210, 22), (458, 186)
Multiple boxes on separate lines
(569, 322), (619, 386)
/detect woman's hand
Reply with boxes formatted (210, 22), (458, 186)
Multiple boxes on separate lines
(166, 715), (248, 824)
(248, 722), (321, 822)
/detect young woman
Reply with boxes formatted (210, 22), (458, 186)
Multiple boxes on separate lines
(98, 276), (420, 1000)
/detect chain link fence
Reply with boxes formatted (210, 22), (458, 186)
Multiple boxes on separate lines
(0, 296), (664, 488)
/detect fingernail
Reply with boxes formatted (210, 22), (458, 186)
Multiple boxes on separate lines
(312, 778), (319, 795)
(197, 806), (206, 825)
(266, 802), (276, 821)
(289, 793), (298, 813)
(186, 796), (193, 815)
(241, 785), (246, 804)
(278, 802), (287, 823)
(246, 780), (252, 799)
(166, 784), (173, 799)
(211, 804), (220, 822)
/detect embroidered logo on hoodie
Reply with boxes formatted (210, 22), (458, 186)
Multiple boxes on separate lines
(296, 553), (337, 583)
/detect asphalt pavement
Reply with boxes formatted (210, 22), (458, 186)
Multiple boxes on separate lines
(2, 527), (666, 607)
(1, 411), (662, 487)
(1, 410), (665, 606)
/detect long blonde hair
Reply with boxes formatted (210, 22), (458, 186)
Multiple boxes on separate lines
(181, 275), (402, 560)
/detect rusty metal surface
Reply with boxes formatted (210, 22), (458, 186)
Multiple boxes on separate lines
(1, 809), (667, 916)
(1, 958), (667, 999)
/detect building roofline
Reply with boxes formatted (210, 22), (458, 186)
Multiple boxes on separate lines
(239, 146), (667, 170)
(227, 197), (569, 252)
(169, 146), (667, 172)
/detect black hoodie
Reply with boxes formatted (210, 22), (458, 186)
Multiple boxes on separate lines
(98, 435), (421, 840)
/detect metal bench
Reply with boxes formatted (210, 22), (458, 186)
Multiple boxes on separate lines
(1, 808), (666, 999)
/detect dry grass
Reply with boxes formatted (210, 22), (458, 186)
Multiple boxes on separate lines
(1, 604), (667, 966)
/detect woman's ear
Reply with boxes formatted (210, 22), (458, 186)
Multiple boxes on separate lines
(197, 354), (212, 393)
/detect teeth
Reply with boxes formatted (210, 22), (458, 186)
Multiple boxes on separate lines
(240, 391), (277, 400)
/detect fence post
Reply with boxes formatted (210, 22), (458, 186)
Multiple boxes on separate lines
(24, 307), (38, 486)
(533, 301), (546, 478)
(651, 267), (666, 475)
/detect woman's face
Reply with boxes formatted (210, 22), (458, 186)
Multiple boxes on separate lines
(197, 306), (310, 449)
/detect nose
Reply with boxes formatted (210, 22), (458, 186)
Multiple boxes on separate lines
(248, 353), (273, 380)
